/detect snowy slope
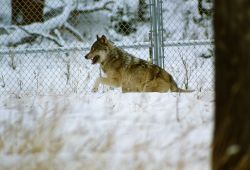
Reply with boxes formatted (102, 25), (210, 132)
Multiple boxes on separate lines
(0, 91), (214, 170)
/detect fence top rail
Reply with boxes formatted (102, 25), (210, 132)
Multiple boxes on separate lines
(163, 39), (214, 47)
(0, 39), (213, 55)
(0, 42), (151, 55)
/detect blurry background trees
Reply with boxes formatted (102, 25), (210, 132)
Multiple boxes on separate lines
(213, 0), (250, 169)
(0, 0), (213, 45)
(11, 0), (44, 25)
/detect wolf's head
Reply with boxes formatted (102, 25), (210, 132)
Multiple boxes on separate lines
(85, 35), (112, 64)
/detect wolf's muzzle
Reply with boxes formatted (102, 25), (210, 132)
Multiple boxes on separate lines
(92, 55), (100, 64)
(85, 53), (89, 59)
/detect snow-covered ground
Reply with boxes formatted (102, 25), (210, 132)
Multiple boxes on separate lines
(0, 1), (214, 169)
(0, 91), (214, 170)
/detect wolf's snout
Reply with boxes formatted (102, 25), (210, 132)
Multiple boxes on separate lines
(85, 53), (89, 59)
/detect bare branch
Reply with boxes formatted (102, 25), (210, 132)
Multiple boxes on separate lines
(19, 27), (63, 47)
(53, 29), (66, 46)
(0, 1), (114, 47)
(180, 55), (189, 89)
(63, 22), (84, 42)
(75, 1), (114, 13)
(0, 3), (73, 46)
(0, 75), (5, 88)
(176, 93), (181, 122)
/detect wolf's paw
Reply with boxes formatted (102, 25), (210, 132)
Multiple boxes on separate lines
(92, 87), (98, 92)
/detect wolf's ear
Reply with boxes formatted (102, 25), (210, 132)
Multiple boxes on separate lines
(101, 35), (106, 39)
(96, 35), (100, 40)
(100, 35), (107, 44)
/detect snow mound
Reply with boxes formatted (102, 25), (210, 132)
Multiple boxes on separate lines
(0, 91), (214, 170)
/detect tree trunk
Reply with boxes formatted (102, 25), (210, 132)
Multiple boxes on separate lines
(213, 1), (250, 170)
(11, 0), (44, 25)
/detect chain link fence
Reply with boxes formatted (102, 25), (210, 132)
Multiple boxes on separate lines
(0, 0), (213, 96)
(162, 0), (214, 91)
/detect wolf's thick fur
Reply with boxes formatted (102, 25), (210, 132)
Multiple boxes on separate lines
(85, 35), (193, 93)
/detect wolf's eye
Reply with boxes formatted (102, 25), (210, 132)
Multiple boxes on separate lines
(91, 46), (96, 51)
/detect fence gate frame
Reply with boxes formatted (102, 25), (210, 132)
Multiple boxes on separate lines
(149, 0), (165, 68)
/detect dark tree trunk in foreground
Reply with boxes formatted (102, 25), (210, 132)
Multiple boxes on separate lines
(213, 1), (250, 170)
(11, 0), (44, 25)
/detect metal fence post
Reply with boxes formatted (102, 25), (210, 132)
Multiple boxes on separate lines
(152, 0), (159, 65)
(159, 0), (165, 68)
(149, 0), (153, 63)
(149, 0), (165, 68)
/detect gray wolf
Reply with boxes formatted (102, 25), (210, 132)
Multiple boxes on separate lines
(85, 35), (193, 93)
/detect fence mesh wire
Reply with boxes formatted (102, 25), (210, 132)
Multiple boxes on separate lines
(162, 0), (214, 91)
(0, 0), (213, 95)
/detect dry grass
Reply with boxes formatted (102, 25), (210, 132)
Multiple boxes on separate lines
(0, 98), (65, 170)
(0, 94), (211, 170)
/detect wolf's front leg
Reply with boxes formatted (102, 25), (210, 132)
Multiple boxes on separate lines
(92, 77), (120, 92)
(92, 77), (103, 92)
